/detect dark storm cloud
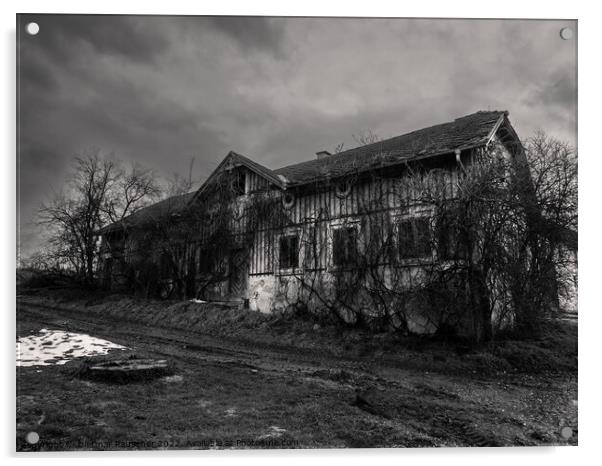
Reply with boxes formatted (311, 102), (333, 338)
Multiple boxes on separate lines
(19, 14), (171, 65)
(207, 17), (286, 55)
(18, 55), (57, 93)
(17, 16), (576, 259)
(525, 70), (576, 110)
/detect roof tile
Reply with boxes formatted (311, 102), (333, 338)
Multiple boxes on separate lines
(273, 110), (507, 184)
(99, 191), (195, 234)
(100, 110), (507, 234)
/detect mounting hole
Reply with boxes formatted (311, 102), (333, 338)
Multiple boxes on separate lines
(26, 431), (39, 444)
(25, 22), (40, 36)
(560, 426), (573, 439)
(559, 27), (573, 40)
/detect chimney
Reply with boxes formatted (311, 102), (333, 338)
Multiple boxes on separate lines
(316, 150), (331, 160)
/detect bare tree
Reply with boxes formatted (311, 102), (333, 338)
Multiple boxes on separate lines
(116, 164), (281, 300)
(165, 156), (199, 198)
(38, 150), (159, 286)
(104, 163), (161, 223)
(275, 132), (577, 340)
(352, 129), (382, 146)
(93, 131), (576, 341)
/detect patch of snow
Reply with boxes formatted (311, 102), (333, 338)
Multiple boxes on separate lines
(189, 299), (207, 304)
(162, 375), (184, 383)
(16, 328), (127, 367)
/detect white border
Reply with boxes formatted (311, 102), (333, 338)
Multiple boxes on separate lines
(3, 1), (597, 465)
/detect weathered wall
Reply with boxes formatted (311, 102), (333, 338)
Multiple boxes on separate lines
(244, 155), (466, 318)
(248, 156), (463, 276)
(100, 151), (491, 336)
(248, 274), (276, 313)
(245, 264), (448, 333)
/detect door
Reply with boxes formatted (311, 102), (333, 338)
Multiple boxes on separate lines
(229, 249), (248, 298)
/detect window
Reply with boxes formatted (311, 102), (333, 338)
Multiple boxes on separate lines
(279, 235), (299, 269)
(198, 245), (227, 274)
(398, 217), (432, 259)
(198, 247), (212, 274)
(333, 226), (358, 267)
(232, 170), (246, 196)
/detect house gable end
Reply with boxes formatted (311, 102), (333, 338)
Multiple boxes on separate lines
(189, 151), (284, 206)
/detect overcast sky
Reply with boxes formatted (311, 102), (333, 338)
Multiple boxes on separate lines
(17, 15), (577, 259)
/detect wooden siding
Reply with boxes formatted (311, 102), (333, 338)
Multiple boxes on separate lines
(247, 155), (466, 276)
(246, 170), (272, 193)
(102, 153), (470, 293)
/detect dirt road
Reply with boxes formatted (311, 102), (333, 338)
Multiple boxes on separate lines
(16, 298), (577, 450)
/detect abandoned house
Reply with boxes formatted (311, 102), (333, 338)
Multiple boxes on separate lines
(98, 110), (531, 337)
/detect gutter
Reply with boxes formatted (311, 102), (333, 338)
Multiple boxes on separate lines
(455, 148), (467, 173)
(282, 142), (487, 188)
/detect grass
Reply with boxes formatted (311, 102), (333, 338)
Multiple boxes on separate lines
(16, 287), (578, 450)
(18, 286), (577, 377)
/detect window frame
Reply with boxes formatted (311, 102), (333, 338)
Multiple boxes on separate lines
(330, 222), (360, 270)
(395, 213), (434, 262)
(278, 233), (300, 271)
(231, 169), (247, 196)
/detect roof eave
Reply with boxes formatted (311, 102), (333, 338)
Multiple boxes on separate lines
(283, 141), (489, 187)
(485, 113), (508, 147)
(228, 151), (286, 188)
(190, 151), (286, 205)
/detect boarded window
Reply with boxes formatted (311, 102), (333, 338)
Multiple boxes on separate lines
(279, 235), (299, 269)
(398, 217), (432, 259)
(333, 226), (358, 267)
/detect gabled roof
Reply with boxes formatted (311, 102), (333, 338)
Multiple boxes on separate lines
(228, 151), (284, 187)
(273, 110), (509, 185)
(99, 151), (282, 235)
(98, 191), (195, 235)
(190, 150), (284, 203)
(99, 110), (515, 235)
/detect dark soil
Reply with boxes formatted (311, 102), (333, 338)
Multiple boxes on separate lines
(16, 290), (577, 450)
